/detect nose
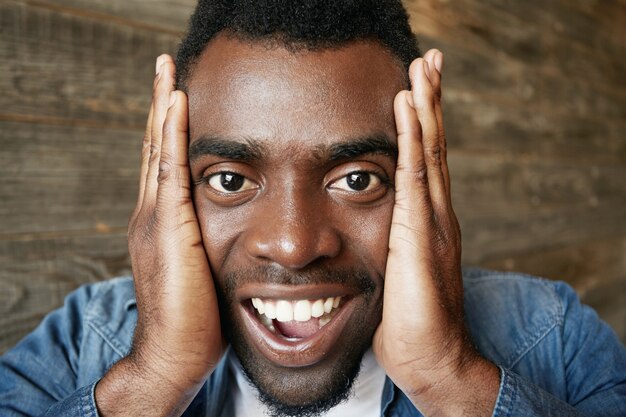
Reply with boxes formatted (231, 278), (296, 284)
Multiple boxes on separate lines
(244, 191), (342, 270)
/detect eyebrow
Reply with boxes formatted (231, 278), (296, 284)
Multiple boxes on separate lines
(189, 136), (266, 163)
(326, 134), (398, 161)
(188, 133), (398, 163)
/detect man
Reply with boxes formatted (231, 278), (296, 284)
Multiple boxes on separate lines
(1, 1), (625, 416)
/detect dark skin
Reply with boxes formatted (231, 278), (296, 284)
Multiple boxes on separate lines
(95, 36), (500, 416)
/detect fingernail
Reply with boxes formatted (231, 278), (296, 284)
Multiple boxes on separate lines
(169, 91), (177, 107)
(434, 52), (443, 74)
(156, 55), (164, 75)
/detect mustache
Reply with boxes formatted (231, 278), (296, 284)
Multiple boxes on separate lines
(220, 265), (378, 298)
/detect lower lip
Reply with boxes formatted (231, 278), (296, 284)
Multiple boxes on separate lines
(239, 298), (356, 368)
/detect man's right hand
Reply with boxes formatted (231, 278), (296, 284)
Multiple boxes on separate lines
(95, 55), (224, 417)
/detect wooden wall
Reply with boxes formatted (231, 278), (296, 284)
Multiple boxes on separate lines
(1, 0), (624, 353)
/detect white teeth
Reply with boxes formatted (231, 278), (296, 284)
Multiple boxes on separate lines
(251, 296), (344, 330)
(275, 300), (293, 322)
(323, 297), (334, 314)
(264, 301), (277, 319)
(293, 300), (312, 322)
(311, 299), (325, 318)
(252, 298), (265, 314)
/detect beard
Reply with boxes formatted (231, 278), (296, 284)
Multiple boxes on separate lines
(216, 265), (381, 417)
(237, 342), (367, 417)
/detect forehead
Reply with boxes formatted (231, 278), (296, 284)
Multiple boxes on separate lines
(186, 34), (406, 151)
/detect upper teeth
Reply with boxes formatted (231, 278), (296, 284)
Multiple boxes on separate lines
(251, 296), (342, 322)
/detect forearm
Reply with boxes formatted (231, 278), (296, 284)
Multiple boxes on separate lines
(94, 356), (202, 417)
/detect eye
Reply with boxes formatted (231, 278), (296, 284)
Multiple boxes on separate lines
(207, 172), (257, 193)
(329, 171), (382, 192)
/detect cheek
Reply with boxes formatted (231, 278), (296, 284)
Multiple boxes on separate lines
(194, 197), (248, 275)
(338, 197), (394, 276)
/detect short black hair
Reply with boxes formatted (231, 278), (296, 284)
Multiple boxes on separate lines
(175, 0), (420, 90)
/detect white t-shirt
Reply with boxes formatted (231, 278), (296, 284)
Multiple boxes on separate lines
(228, 349), (387, 417)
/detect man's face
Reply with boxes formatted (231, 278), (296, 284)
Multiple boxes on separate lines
(187, 34), (405, 414)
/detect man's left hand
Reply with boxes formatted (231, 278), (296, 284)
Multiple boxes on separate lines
(372, 49), (500, 417)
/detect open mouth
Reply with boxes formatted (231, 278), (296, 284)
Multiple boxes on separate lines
(250, 296), (344, 339)
(237, 284), (356, 368)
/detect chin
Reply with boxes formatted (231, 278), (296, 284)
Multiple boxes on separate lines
(235, 335), (369, 417)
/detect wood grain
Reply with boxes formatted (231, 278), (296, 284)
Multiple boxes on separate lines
(0, 1), (179, 128)
(0, 1), (168, 352)
(0, 121), (141, 236)
(17, 0), (195, 34)
(443, 100), (626, 165)
(405, 0), (625, 168)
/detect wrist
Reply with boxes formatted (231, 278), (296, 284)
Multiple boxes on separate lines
(403, 350), (500, 417)
(95, 355), (204, 417)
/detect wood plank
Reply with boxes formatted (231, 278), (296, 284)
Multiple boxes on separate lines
(449, 153), (626, 262)
(0, 121), (141, 236)
(418, 34), (625, 121)
(0, 1), (179, 128)
(459, 205), (626, 264)
(411, 33), (626, 164)
(402, 0), (626, 162)
(443, 99), (626, 165)
(406, 0), (626, 142)
(495, 0), (626, 58)
(0, 233), (130, 353)
(407, 0), (625, 70)
(448, 152), (626, 214)
(2, 121), (623, 239)
(0, 176), (136, 235)
(0, 121), (141, 177)
(480, 237), (626, 292)
(18, 0), (196, 34)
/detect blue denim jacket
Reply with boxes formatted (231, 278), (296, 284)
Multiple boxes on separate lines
(1, 268), (625, 416)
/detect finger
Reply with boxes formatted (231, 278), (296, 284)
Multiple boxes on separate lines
(424, 50), (451, 201)
(143, 54), (176, 209)
(133, 102), (154, 217)
(409, 57), (448, 214)
(386, 91), (441, 327)
(156, 91), (192, 215)
(393, 89), (432, 218)
(422, 49), (437, 81)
